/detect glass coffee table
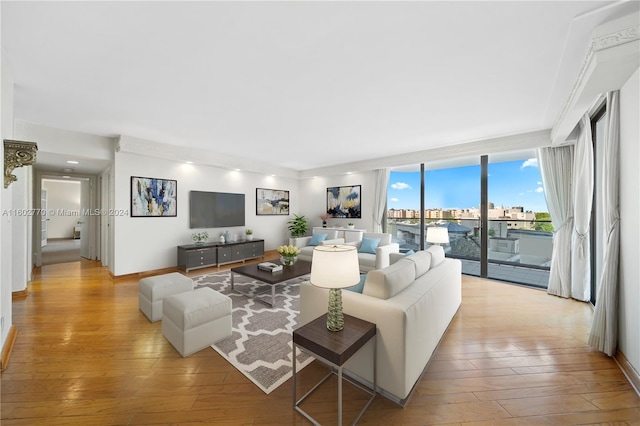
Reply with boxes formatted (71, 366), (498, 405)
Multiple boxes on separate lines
(230, 260), (312, 307)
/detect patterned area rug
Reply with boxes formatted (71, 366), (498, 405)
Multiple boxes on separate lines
(193, 271), (313, 394)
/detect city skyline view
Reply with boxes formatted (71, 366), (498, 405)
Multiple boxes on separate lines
(388, 158), (549, 213)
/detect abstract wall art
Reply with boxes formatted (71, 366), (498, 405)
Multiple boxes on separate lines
(131, 176), (177, 217)
(256, 188), (289, 215)
(326, 185), (361, 218)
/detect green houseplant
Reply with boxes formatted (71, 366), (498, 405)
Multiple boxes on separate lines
(287, 214), (308, 238)
(245, 229), (254, 240)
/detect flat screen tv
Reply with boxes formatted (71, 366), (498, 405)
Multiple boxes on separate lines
(189, 191), (245, 228)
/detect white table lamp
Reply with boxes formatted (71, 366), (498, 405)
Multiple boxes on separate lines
(310, 245), (360, 331)
(426, 226), (449, 245)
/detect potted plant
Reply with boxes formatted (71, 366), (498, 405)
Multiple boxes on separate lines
(287, 214), (308, 246)
(277, 244), (301, 266)
(320, 213), (331, 228)
(191, 231), (209, 246)
(245, 229), (254, 240)
(347, 222), (355, 229)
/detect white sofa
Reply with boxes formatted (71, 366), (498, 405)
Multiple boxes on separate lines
(296, 229), (345, 262)
(300, 246), (462, 405)
(347, 232), (400, 272)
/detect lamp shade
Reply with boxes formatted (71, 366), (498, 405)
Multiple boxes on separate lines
(310, 245), (360, 289)
(426, 226), (449, 244)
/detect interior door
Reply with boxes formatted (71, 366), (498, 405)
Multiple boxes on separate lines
(41, 188), (48, 247)
(80, 179), (91, 259)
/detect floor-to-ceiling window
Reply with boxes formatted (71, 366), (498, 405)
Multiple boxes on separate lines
(590, 105), (607, 305)
(387, 151), (551, 289)
(486, 156), (552, 287)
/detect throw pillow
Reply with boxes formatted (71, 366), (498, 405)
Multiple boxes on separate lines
(308, 233), (328, 246)
(403, 249), (416, 256)
(358, 237), (381, 254)
(345, 273), (367, 294)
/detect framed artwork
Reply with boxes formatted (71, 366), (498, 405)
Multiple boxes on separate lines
(256, 188), (290, 215)
(326, 185), (361, 218)
(131, 176), (177, 217)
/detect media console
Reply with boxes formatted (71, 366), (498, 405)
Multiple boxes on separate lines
(177, 239), (265, 272)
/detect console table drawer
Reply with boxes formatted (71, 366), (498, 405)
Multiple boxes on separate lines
(187, 248), (216, 267)
(217, 246), (232, 264)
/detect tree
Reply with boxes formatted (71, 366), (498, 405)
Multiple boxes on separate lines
(534, 212), (554, 232)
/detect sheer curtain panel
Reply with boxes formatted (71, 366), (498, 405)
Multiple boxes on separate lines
(589, 91), (621, 356)
(537, 145), (574, 298)
(571, 115), (594, 301)
(372, 168), (390, 233)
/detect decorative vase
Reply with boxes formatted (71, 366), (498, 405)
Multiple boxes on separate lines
(195, 240), (205, 246)
(280, 255), (297, 266)
(246, 234), (253, 241)
(322, 221), (327, 228)
(219, 235), (225, 243)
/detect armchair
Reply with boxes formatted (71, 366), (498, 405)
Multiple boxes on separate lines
(349, 232), (400, 272)
(296, 229), (345, 262)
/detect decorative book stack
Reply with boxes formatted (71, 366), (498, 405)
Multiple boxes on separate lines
(258, 262), (283, 273)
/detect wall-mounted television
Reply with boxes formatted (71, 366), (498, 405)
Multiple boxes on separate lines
(189, 191), (245, 228)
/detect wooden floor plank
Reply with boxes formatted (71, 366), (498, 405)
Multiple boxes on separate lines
(1, 258), (638, 425)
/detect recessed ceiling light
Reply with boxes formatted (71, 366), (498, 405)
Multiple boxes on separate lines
(62, 176), (70, 179)
(185, 161), (193, 164)
(66, 160), (79, 164)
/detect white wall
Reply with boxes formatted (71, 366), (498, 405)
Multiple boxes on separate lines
(15, 121), (112, 162)
(1, 59), (14, 347)
(618, 68), (640, 374)
(298, 172), (375, 232)
(42, 180), (81, 239)
(111, 147), (299, 276)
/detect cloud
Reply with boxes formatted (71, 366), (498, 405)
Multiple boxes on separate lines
(390, 197), (399, 203)
(535, 187), (544, 193)
(391, 182), (411, 190)
(521, 158), (538, 169)
(537, 181), (542, 185)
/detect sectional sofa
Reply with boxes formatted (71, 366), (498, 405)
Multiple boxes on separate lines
(299, 246), (462, 405)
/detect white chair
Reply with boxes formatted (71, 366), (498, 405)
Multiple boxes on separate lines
(349, 232), (400, 272)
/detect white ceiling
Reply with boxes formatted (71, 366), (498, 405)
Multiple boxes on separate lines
(1, 1), (636, 174)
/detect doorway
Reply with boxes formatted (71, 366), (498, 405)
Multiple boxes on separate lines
(35, 174), (100, 267)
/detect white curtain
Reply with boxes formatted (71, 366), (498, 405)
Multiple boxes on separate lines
(589, 91), (620, 356)
(571, 115), (594, 301)
(372, 168), (390, 233)
(537, 145), (574, 298)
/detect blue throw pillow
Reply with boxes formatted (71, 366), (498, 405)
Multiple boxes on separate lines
(404, 249), (415, 256)
(359, 237), (381, 254)
(345, 274), (367, 294)
(308, 233), (328, 246)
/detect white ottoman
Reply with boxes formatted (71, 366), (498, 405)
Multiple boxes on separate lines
(139, 272), (194, 322)
(162, 287), (232, 357)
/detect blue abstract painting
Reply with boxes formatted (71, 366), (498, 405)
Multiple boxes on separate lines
(131, 176), (177, 217)
(327, 185), (361, 218)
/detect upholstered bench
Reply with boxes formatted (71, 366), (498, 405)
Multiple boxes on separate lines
(138, 272), (194, 322)
(161, 287), (232, 357)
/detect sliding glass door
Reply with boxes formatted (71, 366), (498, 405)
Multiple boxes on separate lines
(387, 151), (551, 289)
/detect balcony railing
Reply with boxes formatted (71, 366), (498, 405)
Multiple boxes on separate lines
(387, 217), (552, 289)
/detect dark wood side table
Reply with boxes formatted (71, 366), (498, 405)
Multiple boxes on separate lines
(293, 313), (376, 425)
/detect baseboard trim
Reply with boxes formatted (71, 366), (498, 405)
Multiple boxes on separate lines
(1, 326), (18, 371)
(12, 288), (29, 301)
(615, 349), (640, 397)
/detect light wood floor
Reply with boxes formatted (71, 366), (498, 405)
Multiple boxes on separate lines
(2, 256), (638, 425)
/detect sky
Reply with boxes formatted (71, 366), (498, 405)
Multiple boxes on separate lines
(388, 158), (548, 213)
